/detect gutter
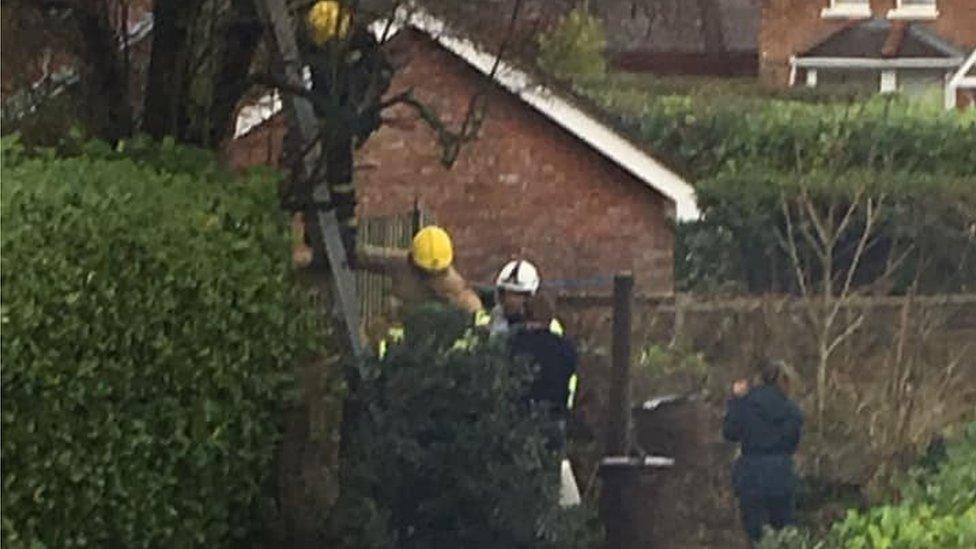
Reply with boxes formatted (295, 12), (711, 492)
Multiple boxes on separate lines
(793, 56), (963, 70)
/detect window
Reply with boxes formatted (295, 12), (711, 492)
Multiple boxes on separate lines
(889, 0), (938, 20)
(821, 0), (871, 20)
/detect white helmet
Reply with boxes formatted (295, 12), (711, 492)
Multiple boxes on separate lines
(495, 259), (541, 295)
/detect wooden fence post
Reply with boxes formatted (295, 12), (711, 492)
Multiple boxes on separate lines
(601, 272), (637, 548)
(607, 272), (634, 455)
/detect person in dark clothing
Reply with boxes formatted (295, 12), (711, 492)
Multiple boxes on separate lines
(508, 294), (578, 452)
(723, 359), (804, 544)
(508, 294), (582, 507)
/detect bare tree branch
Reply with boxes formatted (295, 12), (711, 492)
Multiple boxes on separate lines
(826, 312), (864, 356)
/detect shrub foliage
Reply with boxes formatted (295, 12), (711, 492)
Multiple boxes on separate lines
(326, 304), (601, 548)
(757, 423), (976, 549)
(1, 137), (318, 547)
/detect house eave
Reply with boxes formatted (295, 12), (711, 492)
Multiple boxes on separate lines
(792, 56), (963, 70)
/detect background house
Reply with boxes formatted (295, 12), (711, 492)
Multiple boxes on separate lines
(760, 0), (976, 102)
(228, 15), (698, 296)
(596, 0), (761, 76)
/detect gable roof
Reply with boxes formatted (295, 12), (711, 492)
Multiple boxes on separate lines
(235, 9), (699, 221)
(800, 18), (963, 60)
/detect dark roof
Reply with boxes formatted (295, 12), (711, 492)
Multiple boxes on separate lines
(598, 0), (761, 54)
(802, 18), (963, 59)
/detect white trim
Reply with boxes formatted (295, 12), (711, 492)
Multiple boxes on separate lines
(888, 1), (938, 21)
(821, 1), (871, 20)
(233, 8), (700, 221)
(806, 68), (818, 88)
(794, 56), (963, 69)
(946, 49), (976, 109)
(234, 92), (282, 139)
(880, 69), (898, 92)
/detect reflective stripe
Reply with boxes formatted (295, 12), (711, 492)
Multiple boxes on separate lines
(549, 318), (564, 336)
(474, 309), (491, 328)
(377, 325), (405, 359)
(567, 373), (578, 410)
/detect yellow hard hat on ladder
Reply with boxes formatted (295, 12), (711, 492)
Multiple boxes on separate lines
(307, 0), (351, 46)
(411, 226), (454, 273)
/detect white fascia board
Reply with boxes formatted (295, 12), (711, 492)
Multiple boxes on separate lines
(887, 6), (939, 20)
(403, 10), (699, 221)
(948, 49), (976, 87)
(821, 4), (872, 19)
(794, 57), (963, 69)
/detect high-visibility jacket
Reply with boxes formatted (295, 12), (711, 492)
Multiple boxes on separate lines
(378, 311), (576, 411)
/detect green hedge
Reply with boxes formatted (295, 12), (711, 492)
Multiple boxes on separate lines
(676, 169), (976, 294)
(579, 82), (976, 179)
(757, 423), (976, 549)
(1, 137), (318, 547)
(326, 304), (601, 548)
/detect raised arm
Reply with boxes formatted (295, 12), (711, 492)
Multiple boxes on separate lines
(355, 244), (408, 274)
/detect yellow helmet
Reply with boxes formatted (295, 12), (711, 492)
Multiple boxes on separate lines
(306, 0), (351, 46)
(411, 226), (454, 272)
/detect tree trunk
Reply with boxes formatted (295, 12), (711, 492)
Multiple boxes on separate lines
(143, 0), (193, 140)
(74, 2), (134, 142)
(208, 0), (263, 145)
(143, 0), (260, 146)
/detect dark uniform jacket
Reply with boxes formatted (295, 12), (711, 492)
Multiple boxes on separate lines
(723, 384), (803, 498)
(509, 327), (578, 414)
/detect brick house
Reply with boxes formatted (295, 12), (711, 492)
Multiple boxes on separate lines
(596, 0), (762, 76)
(760, 0), (976, 105)
(1, 1), (154, 117)
(228, 12), (698, 296)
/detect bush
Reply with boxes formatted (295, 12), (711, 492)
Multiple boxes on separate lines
(677, 169), (976, 294)
(1, 137), (319, 547)
(326, 304), (601, 548)
(537, 2), (607, 82)
(757, 423), (976, 549)
(578, 83), (976, 179)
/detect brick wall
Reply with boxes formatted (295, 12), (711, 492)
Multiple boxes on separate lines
(356, 31), (674, 294)
(225, 30), (676, 295)
(760, 0), (976, 84)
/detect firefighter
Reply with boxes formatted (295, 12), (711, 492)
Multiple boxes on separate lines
(356, 226), (482, 356)
(286, 1), (393, 264)
(488, 259), (563, 337)
(723, 359), (804, 544)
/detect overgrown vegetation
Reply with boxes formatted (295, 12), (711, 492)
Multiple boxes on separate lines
(326, 304), (601, 548)
(537, 2), (606, 82)
(574, 74), (976, 295)
(678, 169), (976, 295)
(757, 422), (976, 549)
(1, 137), (319, 547)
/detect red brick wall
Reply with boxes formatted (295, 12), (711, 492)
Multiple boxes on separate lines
(226, 30), (675, 295)
(760, 0), (976, 84)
